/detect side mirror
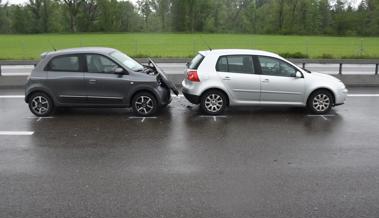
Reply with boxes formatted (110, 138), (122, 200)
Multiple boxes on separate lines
(295, 71), (303, 78)
(114, 67), (125, 74)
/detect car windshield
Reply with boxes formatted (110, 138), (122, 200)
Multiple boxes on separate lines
(110, 51), (144, 72)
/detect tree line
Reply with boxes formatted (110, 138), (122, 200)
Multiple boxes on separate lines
(0, 0), (378, 36)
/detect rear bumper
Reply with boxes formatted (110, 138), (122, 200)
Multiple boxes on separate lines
(183, 91), (200, 104)
(182, 79), (201, 104)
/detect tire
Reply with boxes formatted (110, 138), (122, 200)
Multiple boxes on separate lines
(28, 92), (54, 117)
(132, 92), (158, 116)
(307, 90), (333, 114)
(200, 90), (227, 115)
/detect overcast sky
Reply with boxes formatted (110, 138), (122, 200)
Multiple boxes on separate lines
(5, 0), (362, 8)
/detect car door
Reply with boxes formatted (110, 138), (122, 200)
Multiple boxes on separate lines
(257, 56), (305, 104)
(216, 55), (261, 103)
(84, 54), (132, 105)
(46, 54), (86, 104)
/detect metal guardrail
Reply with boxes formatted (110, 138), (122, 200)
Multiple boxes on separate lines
(0, 59), (379, 76)
(287, 59), (379, 75)
(0, 60), (38, 76)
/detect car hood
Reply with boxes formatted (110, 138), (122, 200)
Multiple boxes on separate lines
(309, 71), (341, 82)
(148, 58), (179, 96)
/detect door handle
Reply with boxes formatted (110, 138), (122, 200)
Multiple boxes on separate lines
(262, 79), (270, 83)
(89, 79), (97, 84)
(223, 76), (231, 80)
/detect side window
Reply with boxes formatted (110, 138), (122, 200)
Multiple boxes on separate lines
(258, 56), (297, 77)
(216, 55), (254, 74)
(86, 54), (119, 73)
(47, 55), (80, 72)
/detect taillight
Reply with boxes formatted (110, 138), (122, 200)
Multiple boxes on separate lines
(187, 70), (200, 82)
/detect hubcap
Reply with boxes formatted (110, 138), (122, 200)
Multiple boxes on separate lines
(313, 94), (330, 112)
(135, 96), (154, 115)
(31, 96), (49, 115)
(205, 94), (223, 112)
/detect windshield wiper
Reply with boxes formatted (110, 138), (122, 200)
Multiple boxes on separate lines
(134, 68), (144, 72)
(302, 68), (312, 73)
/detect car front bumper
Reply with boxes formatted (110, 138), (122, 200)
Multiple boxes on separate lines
(335, 88), (348, 106)
(155, 85), (172, 106)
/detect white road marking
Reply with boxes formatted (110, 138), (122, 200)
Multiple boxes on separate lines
(128, 117), (157, 123)
(307, 115), (336, 117)
(348, 94), (379, 97)
(26, 116), (54, 120)
(306, 114), (336, 120)
(0, 95), (24, 98)
(200, 115), (227, 122)
(0, 131), (34, 136)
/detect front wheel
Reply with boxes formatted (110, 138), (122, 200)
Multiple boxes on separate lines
(132, 92), (158, 116)
(28, 92), (54, 117)
(200, 90), (227, 115)
(307, 90), (333, 114)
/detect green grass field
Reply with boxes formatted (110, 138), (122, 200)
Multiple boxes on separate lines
(0, 33), (378, 60)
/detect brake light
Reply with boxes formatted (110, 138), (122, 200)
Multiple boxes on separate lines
(187, 70), (200, 82)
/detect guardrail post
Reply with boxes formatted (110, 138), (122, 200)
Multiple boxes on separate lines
(0, 64), (2, 76)
(339, 63), (343, 75)
(376, 64), (378, 75)
(302, 63), (306, 69)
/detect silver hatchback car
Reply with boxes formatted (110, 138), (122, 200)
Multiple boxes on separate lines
(182, 49), (348, 115)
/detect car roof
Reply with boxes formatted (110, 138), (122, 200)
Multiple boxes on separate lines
(199, 49), (281, 58)
(42, 47), (118, 58)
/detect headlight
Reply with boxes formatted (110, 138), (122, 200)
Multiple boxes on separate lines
(338, 80), (345, 88)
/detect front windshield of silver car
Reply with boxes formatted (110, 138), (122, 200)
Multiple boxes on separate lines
(110, 51), (144, 72)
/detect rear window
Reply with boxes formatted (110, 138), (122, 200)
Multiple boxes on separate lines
(189, 54), (204, 70)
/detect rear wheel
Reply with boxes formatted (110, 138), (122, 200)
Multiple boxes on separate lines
(307, 90), (333, 114)
(28, 92), (54, 117)
(200, 90), (227, 115)
(132, 92), (158, 116)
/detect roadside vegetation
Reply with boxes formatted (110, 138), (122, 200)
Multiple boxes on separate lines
(0, 33), (378, 60)
(1, 0), (378, 36)
(0, 0), (379, 60)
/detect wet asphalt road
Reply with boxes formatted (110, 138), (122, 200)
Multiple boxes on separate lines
(1, 88), (379, 218)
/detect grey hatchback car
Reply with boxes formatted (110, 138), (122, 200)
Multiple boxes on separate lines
(25, 47), (178, 117)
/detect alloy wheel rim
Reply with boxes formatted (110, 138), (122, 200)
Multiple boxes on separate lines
(31, 96), (49, 115)
(135, 96), (154, 115)
(313, 94), (330, 112)
(205, 94), (223, 112)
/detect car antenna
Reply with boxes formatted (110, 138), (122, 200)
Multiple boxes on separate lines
(48, 40), (56, 51)
(199, 35), (212, 51)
